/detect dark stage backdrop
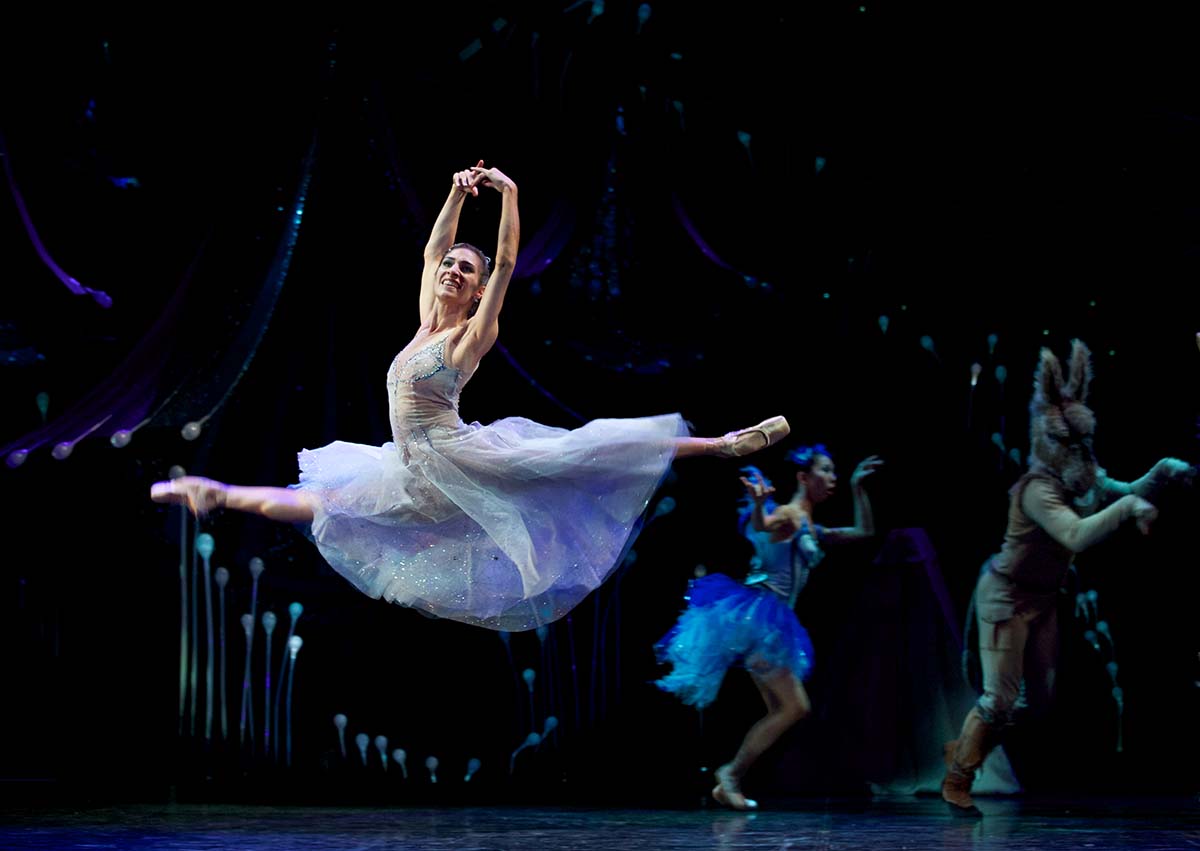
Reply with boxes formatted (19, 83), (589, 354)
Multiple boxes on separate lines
(2, 7), (1198, 804)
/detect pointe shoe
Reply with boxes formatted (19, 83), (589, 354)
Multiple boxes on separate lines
(715, 416), (790, 458)
(150, 476), (228, 517)
(712, 765), (758, 811)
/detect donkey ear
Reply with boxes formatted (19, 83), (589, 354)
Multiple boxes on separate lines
(1034, 347), (1065, 409)
(1064, 338), (1093, 403)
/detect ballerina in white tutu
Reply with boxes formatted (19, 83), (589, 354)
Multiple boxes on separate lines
(152, 161), (788, 631)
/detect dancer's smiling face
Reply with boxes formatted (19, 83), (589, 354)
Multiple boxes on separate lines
(438, 247), (488, 308)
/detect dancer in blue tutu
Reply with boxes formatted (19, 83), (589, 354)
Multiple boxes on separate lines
(655, 445), (881, 809)
(152, 161), (788, 631)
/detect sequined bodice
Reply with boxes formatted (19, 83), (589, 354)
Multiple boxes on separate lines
(386, 336), (469, 445)
(744, 522), (825, 608)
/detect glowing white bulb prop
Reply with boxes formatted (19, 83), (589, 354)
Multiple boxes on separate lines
(374, 735), (389, 771)
(333, 714), (348, 760)
(636, 3), (652, 33)
(214, 566), (230, 741)
(48, 415), (112, 461)
(355, 733), (370, 767)
(425, 755), (439, 784)
(285, 635), (303, 767)
(393, 748), (408, 780)
(196, 533), (216, 742)
(536, 716), (558, 750)
(509, 733), (541, 774)
(464, 757), (482, 782)
(248, 561), (267, 646)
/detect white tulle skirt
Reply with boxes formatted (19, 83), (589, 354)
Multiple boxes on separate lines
(293, 413), (687, 630)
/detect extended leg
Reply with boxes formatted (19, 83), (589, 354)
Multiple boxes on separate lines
(151, 477), (317, 523)
(713, 666), (810, 811)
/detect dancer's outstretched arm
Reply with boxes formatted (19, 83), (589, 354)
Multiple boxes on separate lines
(458, 164), (519, 366)
(420, 161), (484, 321)
(824, 456), (882, 543)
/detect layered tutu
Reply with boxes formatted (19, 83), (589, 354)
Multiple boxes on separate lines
(294, 413), (687, 631)
(655, 573), (814, 708)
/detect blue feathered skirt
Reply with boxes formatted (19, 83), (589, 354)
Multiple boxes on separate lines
(654, 573), (814, 708)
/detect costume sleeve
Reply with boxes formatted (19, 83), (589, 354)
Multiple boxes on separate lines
(1098, 457), (1190, 502)
(1021, 477), (1136, 553)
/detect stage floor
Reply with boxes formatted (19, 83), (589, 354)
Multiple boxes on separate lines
(2, 796), (1197, 850)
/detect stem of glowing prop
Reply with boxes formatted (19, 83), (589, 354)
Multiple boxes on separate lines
(239, 614), (254, 748)
(172, 466), (189, 736)
(285, 635), (303, 767)
(196, 533), (216, 742)
(262, 611), (277, 758)
(273, 602), (303, 763)
(242, 557), (265, 744)
(215, 566), (230, 742)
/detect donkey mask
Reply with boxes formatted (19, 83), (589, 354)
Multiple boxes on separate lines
(1028, 339), (1098, 497)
